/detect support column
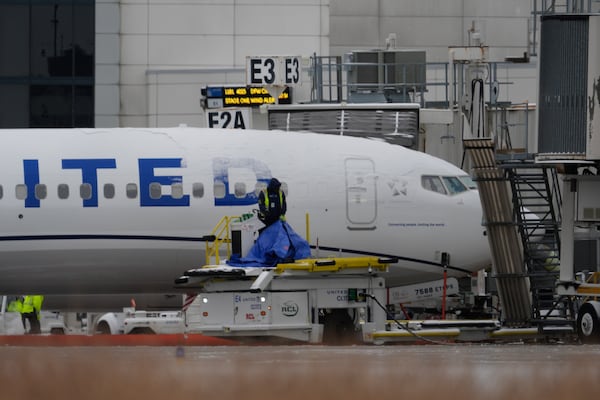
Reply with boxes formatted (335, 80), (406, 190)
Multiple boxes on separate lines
(559, 177), (576, 283)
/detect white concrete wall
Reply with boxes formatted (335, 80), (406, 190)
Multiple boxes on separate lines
(329, 0), (538, 108)
(146, 68), (245, 128)
(100, 0), (542, 154)
(113, 0), (329, 128)
(329, 0), (531, 61)
(95, 0), (121, 128)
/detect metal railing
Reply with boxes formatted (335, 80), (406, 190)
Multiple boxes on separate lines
(529, 0), (600, 56)
(309, 55), (522, 110)
(205, 215), (239, 265)
(533, 0), (600, 15)
(310, 55), (450, 107)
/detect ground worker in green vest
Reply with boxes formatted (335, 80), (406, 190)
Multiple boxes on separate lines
(21, 295), (44, 334)
(7, 296), (23, 313)
(258, 178), (287, 232)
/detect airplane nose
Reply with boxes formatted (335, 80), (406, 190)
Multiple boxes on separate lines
(464, 190), (487, 237)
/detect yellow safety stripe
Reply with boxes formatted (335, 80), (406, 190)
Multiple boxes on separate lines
(576, 285), (600, 295)
(275, 256), (390, 273)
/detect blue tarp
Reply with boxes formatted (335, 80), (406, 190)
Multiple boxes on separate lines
(226, 220), (311, 268)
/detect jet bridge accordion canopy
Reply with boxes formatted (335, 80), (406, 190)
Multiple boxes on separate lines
(537, 14), (600, 160)
(267, 103), (420, 149)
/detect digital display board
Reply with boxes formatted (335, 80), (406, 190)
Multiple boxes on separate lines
(203, 85), (291, 108)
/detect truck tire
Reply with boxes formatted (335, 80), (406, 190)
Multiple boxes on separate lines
(577, 303), (600, 344)
(96, 321), (112, 335)
(320, 309), (358, 345)
(128, 327), (155, 335)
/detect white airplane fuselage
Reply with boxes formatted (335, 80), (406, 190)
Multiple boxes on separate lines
(0, 127), (490, 308)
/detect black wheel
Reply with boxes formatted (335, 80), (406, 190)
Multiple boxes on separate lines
(128, 327), (155, 335)
(577, 303), (600, 344)
(319, 309), (359, 345)
(96, 321), (111, 335)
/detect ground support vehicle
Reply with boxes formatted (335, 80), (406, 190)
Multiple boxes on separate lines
(91, 257), (551, 344)
(177, 257), (392, 344)
(94, 307), (184, 335)
(122, 310), (185, 334)
(175, 257), (547, 344)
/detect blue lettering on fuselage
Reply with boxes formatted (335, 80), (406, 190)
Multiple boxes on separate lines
(23, 160), (40, 208)
(62, 159), (117, 207)
(138, 158), (190, 207)
(19, 157), (272, 208)
(212, 157), (271, 206)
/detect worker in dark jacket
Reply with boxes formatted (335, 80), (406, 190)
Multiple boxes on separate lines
(258, 178), (287, 229)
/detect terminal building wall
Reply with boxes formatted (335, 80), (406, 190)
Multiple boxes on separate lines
(113, 0), (329, 128)
(109, 0), (538, 129)
(1, 0), (541, 145)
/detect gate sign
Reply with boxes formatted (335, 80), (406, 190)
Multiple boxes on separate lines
(206, 109), (251, 129)
(246, 56), (301, 86)
(203, 85), (291, 108)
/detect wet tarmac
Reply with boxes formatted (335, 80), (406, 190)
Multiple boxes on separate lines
(1, 344), (599, 399)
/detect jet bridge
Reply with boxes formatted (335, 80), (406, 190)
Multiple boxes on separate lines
(266, 103), (420, 149)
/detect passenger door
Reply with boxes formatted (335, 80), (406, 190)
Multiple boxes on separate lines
(345, 158), (377, 230)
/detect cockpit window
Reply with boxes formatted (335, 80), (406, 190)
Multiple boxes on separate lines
(421, 176), (447, 195)
(458, 175), (477, 190)
(422, 175), (474, 195)
(442, 176), (468, 195)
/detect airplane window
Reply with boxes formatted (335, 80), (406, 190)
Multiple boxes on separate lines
(421, 176), (447, 195)
(214, 181), (225, 199)
(442, 176), (468, 195)
(126, 183), (138, 199)
(0, 185), (3, 199)
(192, 183), (204, 198)
(149, 182), (161, 200)
(58, 184), (69, 199)
(104, 184), (115, 199)
(234, 182), (246, 198)
(172, 183), (184, 199)
(15, 184), (27, 200)
(254, 181), (267, 196)
(80, 183), (92, 200)
(459, 175), (477, 190)
(35, 184), (47, 200)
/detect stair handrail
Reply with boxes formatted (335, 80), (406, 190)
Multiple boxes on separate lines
(205, 215), (239, 265)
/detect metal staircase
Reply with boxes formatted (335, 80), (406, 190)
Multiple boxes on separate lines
(504, 163), (563, 321)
